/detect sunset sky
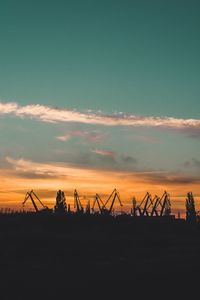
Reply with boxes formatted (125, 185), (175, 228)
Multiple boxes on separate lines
(0, 0), (200, 214)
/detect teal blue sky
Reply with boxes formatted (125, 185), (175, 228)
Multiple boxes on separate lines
(0, 0), (200, 185)
(0, 0), (200, 116)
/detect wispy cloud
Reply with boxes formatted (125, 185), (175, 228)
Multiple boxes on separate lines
(6, 156), (82, 177)
(120, 154), (138, 164)
(6, 156), (200, 186)
(56, 134), (72, 141)
(138, 172), (200, 185)
(0, 102), (18, 113)
(1, 101), (200, 136)
(90, 150), (138, 166)
(91, 148), (115, 158)
(56, 130), (105, 143)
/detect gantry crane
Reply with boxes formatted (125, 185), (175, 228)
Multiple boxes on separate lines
(22, 190), (52, 213)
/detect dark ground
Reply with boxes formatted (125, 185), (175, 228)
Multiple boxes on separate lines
(0, 214), (199, 299)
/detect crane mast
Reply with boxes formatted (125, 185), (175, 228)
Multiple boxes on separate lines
(160, 191), (171, 216)
(74, 189), (84, 214)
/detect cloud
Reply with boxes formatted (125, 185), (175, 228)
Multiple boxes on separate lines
(173, 127), (200, 138)
(120, 170), (200, 187)
(57, 134), (72, 141)
(56, 130), (105, 143)
(0, 102), (18, 113)
(91, 149), (115, 158)
(6, 156), (81, 177)
(6, 156), (200, 186)
(120, 154), (137, 165)
(0, 101), (200, 136)
(139, 172), (200, 185)
(3, 156), (200, 211)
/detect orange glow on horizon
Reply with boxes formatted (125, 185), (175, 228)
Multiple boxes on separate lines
(0, 162), (199, 217)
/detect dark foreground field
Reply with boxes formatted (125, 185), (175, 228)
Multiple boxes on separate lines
(0, 214), (200, 299)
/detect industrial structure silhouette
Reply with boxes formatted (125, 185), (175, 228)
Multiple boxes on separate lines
(1, 189), (198, 223)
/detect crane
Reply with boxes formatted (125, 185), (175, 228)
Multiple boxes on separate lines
(22, 190), (51, 213)
(101, 189), (123, 215)
(74, 189), (84, 214)
(141, 193), (154, 216)
(135, 192), (154, 216)
(150, 195), (162, 217)
(160, 191), (171, 216)
(150, 191), (171, 217)
(92, 193), (106, 214)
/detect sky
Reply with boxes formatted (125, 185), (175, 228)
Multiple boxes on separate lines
(0, 0), (200, 214)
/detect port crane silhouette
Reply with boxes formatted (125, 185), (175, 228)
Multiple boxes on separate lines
(22, 190), (51, 213)
(92, 193), (106, 214)
(92, 189), (123, 215)
(19, 189), (185, 220)
(74, 189), (84, 214)
(151, 191), (171, 217)
(132, 191), (171, 217)
(132, 192), (154, 216)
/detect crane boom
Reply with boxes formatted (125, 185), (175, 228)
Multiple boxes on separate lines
(74, 189), (84, 214)
(23, 191), (39, 212)
(92, 194), (103, 212)
(160, 191), (171, 216)
(150, 195), (160, 216)
(29, 193), (39, 212)
(103, 189), (117, 208)
(22, 190), (50, 213)
(140, 193), (153, 216)
(32, 191), (46, 208)
(102, 189), (123, 215)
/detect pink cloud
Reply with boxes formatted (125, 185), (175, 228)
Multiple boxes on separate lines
(91, 148), (115, 158)
(56, 134), (72, 141)
(56, 130), (105, 143)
